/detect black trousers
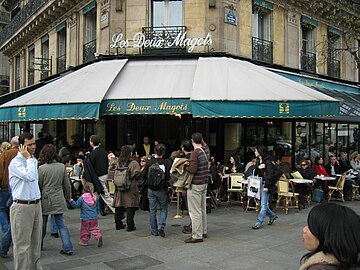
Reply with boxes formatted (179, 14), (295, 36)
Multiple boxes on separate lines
(115, 207), (136, 230)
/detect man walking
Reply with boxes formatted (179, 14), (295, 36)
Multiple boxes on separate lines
(89, 135), (114, 213)
(185, 133), (210, 243)
(9, 132), (43, 269)
(0, 136), (18, 258)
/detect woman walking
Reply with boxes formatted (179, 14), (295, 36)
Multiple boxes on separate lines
(252, 145), (278, 229)
(113, 145), (141, 231)
(38, 144), (73, 255)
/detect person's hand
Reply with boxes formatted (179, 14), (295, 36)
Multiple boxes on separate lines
(258, 164), (265, 169)
(263, 188), (268, 192)
(19, 144), (31, 159)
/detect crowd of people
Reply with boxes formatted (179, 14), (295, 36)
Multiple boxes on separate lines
(0, 132), (360, 269)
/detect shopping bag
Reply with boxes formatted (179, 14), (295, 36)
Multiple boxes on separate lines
(312, 187), (324, 203)
(247, 176), (262, 200)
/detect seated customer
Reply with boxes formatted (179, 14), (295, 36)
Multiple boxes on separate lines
(296, 160), (316, 210)
(313, 156), (329, 177)
(325, 155), (343, 177)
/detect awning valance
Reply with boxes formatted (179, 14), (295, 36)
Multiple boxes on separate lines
(0, 57), (340, 121)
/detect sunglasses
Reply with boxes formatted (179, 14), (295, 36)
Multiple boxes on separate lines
(301, 164), (307, 166)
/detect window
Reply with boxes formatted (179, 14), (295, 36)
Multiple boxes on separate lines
(327, 30), (341, 78)
(301, 23), (316, 73)
(28, 45), (34, 85)
(41, 35), (50, 80)
(15, 55), (20, 90)
(57, 27), (67, 73)
(83, 7), (96, 63)
(151, 0), (182, 27)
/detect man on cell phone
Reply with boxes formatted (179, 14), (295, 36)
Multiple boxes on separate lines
(9, 132), (43, 270)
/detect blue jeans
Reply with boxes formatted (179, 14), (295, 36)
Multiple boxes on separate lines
(147, 188), (168, 235)
(0, 191), (11, 256)
(256, 188), (276, 224)
(42, 214), (73, 253)
(50, 215), (58, 234)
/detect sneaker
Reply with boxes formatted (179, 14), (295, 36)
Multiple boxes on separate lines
(78, 241), (88, 246)
(60, 250), (73, 256)
(159, 229), (165, 238)
(151, 231), (159, 236)
(97, 236), (103, 247)
(268, 216), (278, 225)
(252, 223), (263, 229)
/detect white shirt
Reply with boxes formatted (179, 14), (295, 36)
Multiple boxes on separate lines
(9, 152), (41, 201)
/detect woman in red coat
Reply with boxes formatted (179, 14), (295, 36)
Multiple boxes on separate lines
(313, 156), (329, 177)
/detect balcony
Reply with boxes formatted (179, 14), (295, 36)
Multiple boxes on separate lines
(252, 37), (273, 64)
(0, 75), (9, 86)
(301, 51), (316, 73)
(83, 40), (96, 63)
(141, 26), (187, 54)
(57, 54), (66, 74)
(328, 59), (340, 79)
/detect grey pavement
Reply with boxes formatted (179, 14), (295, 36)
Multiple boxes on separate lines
(1, 200), (360, 270)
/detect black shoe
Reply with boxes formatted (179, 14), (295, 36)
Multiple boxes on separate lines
(100, 211), (107, 216)
(159, 229), (165, 238)
(268, 216), (278, 225)
(127, 226), (136, 232)
(116, 224), (126, 230)
(182, 225), (192, 234)
(51, 233), (59, 238)
(60, 250), (73, 256)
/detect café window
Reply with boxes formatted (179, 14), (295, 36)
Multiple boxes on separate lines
(151, 0), (183, 27)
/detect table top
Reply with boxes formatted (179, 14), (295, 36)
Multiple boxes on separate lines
(237, 179), (248, 185)
(290, 179), (313, 184)
(314, 176), (336, 181)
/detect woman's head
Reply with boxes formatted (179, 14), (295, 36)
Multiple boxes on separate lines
(118, 145), (133, 165)
(230, 155), (240, 165)
(255, 145), (268, 158)
(154, 144), (166, 157)
(302, 203), (360, 268)
(39, 144), (60, 163)
(83, 182), (94, 194)
(314, 156), (324, 165)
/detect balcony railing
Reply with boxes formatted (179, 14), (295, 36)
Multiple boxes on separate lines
(0, 75), (9, 86)
(328, 59), (340, 78)
(28, 70), (34, 85)
(252, 37), (273, 64)
(57, 54), (66, 73)
(301, 51), (316, 73)
(141, 26), (187, 54)
(83, 39), (96, 63)
(0, 0), (48, 46)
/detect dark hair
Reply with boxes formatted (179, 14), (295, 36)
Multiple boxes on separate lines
(181, 139), (193, 152)
(301, 203), (360, 269)
(19, 132), (34, 145)
(314, 156), (323, 166)
(154, 144), (166, 157)
(118, 145), (133, 166)
(39, 144), (60, 164)
(231, 155), (241, 165)
(191, 132), (203, 144)
(256, 145), (268, 158)
(90, 135), (100, 146)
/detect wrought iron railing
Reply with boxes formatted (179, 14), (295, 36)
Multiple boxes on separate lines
(252, 37), (273, 64)
(0, 0), (48, 46)
(57, 54), (66, 73)
(83, 39), (96, 63)
(301, 51), (316, 73)
(141, 26), (187, 54)
(15, 77), (20, 90)
(0, 75), (9, 86)
(328, 59), (340, 78)
(28, 70), (34, 85)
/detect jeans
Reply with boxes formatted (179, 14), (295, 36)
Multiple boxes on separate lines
(147, 188), (168, 235)
(0, 191), (11, 256)
(256, 188), (276, 224)
(42, 214), (73, 253)
(50, 215), (58, 234)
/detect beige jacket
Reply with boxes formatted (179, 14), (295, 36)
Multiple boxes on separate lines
(299, 252), (339, 270)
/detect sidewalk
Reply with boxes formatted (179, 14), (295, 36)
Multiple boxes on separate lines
(1, 200), (360, 270)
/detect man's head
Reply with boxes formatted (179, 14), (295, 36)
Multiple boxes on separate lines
(329, 155), (337, 165)
(191, 132), (203, 145)
(143, 136), (150, 145)
(89, 135), (100, 147)
(10, 136), (19, 147)
(339, 152), (347, 161)
(19, 132), (36, 155)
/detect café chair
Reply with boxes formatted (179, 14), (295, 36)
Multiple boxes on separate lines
(351, 184), (359, 201)
(327, 174), (346, 202)
(226, 174), (245, 207)
(276, 179), (299, 214)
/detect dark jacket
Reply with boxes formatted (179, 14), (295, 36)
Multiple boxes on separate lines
(83, 156), (104, 194)
(299, 167), (317, 180)
(90, 147), (108, 177)
(254, 156), (277, 194)
(137, 144), (154, 158)
(325, 163), (343, 176)
(142, 158), (171, 190)
(339, 159), (351, 173)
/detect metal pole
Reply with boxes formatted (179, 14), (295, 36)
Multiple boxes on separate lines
(174, 190), (183, 219)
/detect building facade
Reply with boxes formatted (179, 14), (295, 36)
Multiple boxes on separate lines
(0, 0), (359, 167)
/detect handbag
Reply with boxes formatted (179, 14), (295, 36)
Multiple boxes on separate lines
(139, 185), (149, 211)
(312, 187), (324, 203)
(247, 175), (262, 200)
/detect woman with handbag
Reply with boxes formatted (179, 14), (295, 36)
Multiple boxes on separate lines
(113, 145), (141, 231)
(252, 145), (278, 230)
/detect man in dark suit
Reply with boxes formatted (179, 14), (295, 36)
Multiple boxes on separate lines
(137, 136), (154, 158)
(325, 155), (343, 176)
(89, 135), (114, 214)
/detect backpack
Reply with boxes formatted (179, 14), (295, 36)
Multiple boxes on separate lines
(147, 162), (165, 187)
(113, 163), (131, 191)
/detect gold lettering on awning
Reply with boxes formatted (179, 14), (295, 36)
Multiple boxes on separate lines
(18, 107), (26, 118)
(279, 103), (290, 114)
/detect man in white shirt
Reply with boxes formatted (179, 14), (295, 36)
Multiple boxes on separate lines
(9, 132), (43, 270)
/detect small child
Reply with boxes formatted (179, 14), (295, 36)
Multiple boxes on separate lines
(69, 182), (103, 247)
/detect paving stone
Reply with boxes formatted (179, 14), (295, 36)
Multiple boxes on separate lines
(104, 254), (163, 270)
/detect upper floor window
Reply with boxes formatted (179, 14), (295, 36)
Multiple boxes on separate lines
(83, 2), (97, 63)
(327, 28), (341, 78)
(301, 16), (317, 73)
(15, 55), (20, 90)
(57, 22), (67, 73)
(252, 6), (271, 41)
(41, 35), (50, 80)
(151, 0), (182, 27)
(28, 44), (34, 85)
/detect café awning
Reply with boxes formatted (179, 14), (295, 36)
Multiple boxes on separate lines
(0, 59), (127, 121)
